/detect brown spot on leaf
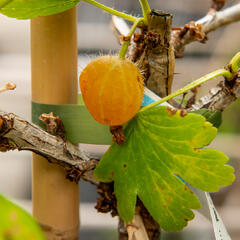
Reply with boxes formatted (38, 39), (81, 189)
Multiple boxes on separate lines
(151, 186), (157, 194)
(123, 164), (127, 168)
(184, 186), (194, 194)
(4, 230), (13, 239)
(166, 107), (177, 116)
(201, 164), (209, 170)
(180, 109), (188, 117)
(162, 205), (167, 208)
(9, 211), (17, 221)
(194, 148), (200, 153)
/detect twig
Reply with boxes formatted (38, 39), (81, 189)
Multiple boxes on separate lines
(0, 83), (16, 93)
(172, 3), (240, 57)
(200, 3), (240, 33)
(0, 110), (99, 184)
(189, 72), (240, 111)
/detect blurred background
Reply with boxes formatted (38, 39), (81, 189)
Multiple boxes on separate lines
(0, 0), (239, 239)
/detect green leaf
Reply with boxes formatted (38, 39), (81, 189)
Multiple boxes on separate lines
(0, 195), (45, 239)
(192, 109), (222, 128)
(0, 0), (80, 19)
(94, 106), (235, 231)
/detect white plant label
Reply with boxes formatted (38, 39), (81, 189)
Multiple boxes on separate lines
(205, 192), (231, 240)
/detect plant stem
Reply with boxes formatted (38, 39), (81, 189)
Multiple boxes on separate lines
(229, 52), (240, 73)
(140, 69), (232, 112)
(83, 0), (137, 22)
(138, 0), (151, 25)
(119, 18), (144, 59)
(0, 0), (12, 9)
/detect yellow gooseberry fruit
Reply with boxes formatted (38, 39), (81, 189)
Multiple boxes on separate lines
(79, 55), (143, 126)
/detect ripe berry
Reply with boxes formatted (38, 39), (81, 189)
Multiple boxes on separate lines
(79, 56), (143, 126)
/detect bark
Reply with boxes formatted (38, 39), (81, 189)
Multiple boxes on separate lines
(189, 73), (240, 111)
(201, 3), (240, 34)
(145, 10), (174, 97)
(0, 110), (98, 185)
(172, 3), (240, 57)
(128, 10), (174, 98)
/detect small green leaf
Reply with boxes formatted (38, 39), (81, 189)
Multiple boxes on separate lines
(192, 109), (222, 128)
(0, 195), (45, 239)
(94, 106), (235, 231)
(0, 0), (80, 19)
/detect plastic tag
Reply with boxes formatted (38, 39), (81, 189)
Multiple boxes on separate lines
(205, 192), (231, 240)
(142, 87), (172, 107)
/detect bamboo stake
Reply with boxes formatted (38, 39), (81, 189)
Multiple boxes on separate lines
(31, 8), (79, 240)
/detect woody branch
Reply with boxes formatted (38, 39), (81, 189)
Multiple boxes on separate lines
(0, 110), (99, 185)
(0, 70), (239, 184)
(172, 3), (240, 57)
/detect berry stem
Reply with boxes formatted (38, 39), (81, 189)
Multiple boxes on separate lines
(119, 18), (144, 60)
(83, 0), (138, 22)
(138, 0), (151, 25)
(229, 51), (240, 73)
(140, 69), (233, 112)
